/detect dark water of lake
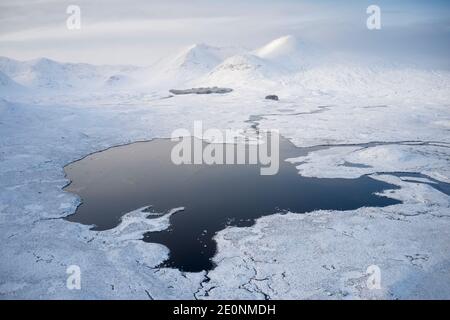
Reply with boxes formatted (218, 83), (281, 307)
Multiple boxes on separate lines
(64, 136), (401, 272)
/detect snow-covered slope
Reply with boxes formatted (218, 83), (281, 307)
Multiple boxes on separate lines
(0, 70), (26, 97)
(197, 53), (283, 88)
(280, 64), (450, 104)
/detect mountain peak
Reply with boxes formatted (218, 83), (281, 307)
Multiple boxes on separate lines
(171, 44), (222, 71)
(186, 43), (216, 51)
(29, 57), (61, 67)
(255, 35), (301, 59)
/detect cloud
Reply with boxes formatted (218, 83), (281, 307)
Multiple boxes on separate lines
(0, 0), (448, 68)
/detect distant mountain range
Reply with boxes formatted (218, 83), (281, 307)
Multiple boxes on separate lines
(1, 35), (449, 101)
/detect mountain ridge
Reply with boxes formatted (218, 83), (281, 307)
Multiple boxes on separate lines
(0, 35), (449, 101)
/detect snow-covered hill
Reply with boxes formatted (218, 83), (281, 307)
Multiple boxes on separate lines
(0, 57), (137, 92)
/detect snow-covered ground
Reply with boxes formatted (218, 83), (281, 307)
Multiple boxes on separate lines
(0, 36), (449, 299)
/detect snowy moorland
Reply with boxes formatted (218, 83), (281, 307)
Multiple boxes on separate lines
(0, 35), (449, 299)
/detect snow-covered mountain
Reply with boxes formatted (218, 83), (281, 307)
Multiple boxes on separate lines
(145, 43), (243, 86)
(0, 35), (449, 103)
(194, 35), (326, 88)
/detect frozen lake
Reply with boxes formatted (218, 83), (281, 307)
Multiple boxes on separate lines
(64, 136), (401, 272)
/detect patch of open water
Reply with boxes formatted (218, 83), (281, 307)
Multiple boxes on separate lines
(64, 136), (401, 272)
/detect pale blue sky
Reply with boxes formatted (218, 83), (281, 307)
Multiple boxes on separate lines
(0, 0), (448, 67)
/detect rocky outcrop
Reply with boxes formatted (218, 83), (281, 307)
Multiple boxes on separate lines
(169, 87), (233, 95)
(265, 95), (279, 101)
